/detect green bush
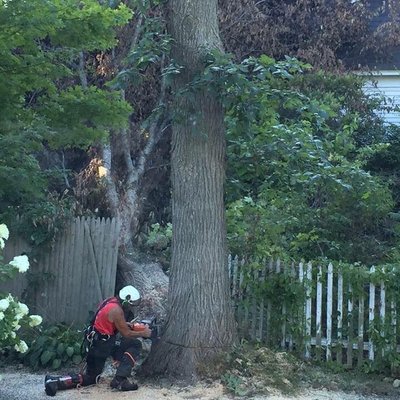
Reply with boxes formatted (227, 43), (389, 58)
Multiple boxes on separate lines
(141, 223), (172, 270)
(144, 223), (172, 251)
(21, 324), (83, 370)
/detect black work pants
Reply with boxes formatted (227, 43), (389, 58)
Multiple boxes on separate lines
(82, 336), (142, 386)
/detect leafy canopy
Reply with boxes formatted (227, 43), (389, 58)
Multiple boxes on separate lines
(0, 0), (132, 225)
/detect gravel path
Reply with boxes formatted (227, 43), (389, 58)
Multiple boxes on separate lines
(0, 367), (393, 400)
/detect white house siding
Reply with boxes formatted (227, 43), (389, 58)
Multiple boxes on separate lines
(362, 71), (400, 125)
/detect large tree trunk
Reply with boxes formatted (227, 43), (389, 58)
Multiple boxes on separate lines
(146, 0), (236, 378)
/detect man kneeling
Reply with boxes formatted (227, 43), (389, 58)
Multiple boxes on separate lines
(45, 285), (152, 396)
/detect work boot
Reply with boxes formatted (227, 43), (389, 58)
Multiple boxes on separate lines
(110, 376), (138, 391)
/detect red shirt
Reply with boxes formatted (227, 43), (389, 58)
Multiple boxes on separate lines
(93, 298), (120, 335)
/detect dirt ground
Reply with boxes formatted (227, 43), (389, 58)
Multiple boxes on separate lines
(0, 366), (397, 400)
(1, 346), (399, 400)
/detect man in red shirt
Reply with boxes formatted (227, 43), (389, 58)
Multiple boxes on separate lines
(45, 285), (152, 396)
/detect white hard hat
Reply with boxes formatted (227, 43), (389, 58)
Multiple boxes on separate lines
(119, 285), (140, 304)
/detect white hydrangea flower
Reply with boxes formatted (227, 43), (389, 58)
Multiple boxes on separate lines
(0, 224), (9, 240)
(0, 311), (4, 320)
(0, 238), (4, 249)
(10, 331), (16, 339)
(14, 313), (22, 321)
(14, 340), (28, 353)
(9, 255), (29, 273)
(17, 302), (29, 316)
(12, 320), (21, 330)
(29, 315), (42, 327)
(0, 298), (10, 311)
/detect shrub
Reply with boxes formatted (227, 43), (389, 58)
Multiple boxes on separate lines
(21, 324), (83, 370)
(0, 223), (42, 355)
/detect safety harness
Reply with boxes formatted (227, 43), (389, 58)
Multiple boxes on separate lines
(82, 297), (120, 353)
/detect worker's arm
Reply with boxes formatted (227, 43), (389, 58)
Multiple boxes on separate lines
(109, 307), (152, 338)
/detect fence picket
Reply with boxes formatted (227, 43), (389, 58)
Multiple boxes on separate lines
(59, 222), (70, 321)
(391, 298), (397, 373)
(380, 280), (386, 358)
(75, 217), (86, 323)
(305, 262), (312, 360)
(288, 262), (296, 351)
(326, 263), (333, 361)
(276, 259), (287, 349)
(347, 285), (353, 367)
(368, 266), (376, 361)
(258, 262), (267, 341)
(251, 267), (258, 340)
(240, 258), (249, 332)
(232, 255), (239, 301)
(337, 271), (343, 363)
(316, 265), (323, 360)
(266, 260), (273, 345)
(358, 296), (365, 366)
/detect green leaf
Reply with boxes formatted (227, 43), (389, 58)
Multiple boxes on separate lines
(35, 336), (48, 348)
(52, 358), (62, 370)
(66, 346), (75, 357)
(56, 343), (65, 356)
(29, 351), (41, 367)
(74, 343), (82, 355)
(40, 350), (55, 366)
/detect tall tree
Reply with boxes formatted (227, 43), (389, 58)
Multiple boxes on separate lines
(219, 0), (400, 70)
(147, 0), (236, 377)
(0, 0), (132, 240)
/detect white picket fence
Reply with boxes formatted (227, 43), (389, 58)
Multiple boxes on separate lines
(228, 256), (399, 366)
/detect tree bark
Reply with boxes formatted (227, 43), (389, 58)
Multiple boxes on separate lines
(146, 0), (236, 378)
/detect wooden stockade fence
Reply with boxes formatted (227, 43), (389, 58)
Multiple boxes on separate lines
(229, 256), (400, 367)
(0, 217), (121, 326)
